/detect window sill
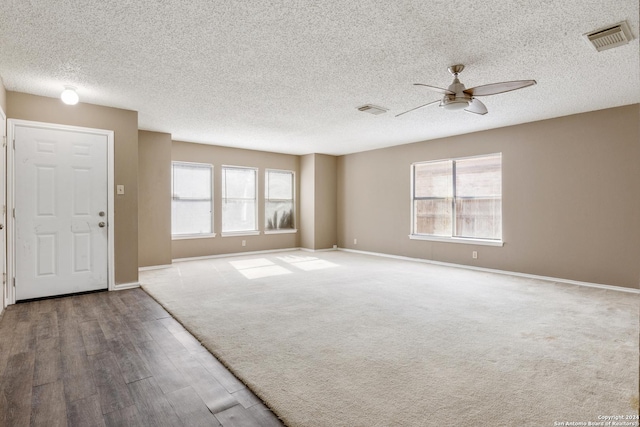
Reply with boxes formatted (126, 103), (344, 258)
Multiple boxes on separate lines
(264, 229), (297, 235)
(221, 230), (261, 237)
(172, 233), (217, 240)
(409, 234), (504, 247)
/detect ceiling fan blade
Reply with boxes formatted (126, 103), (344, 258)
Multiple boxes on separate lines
(395, 100), (441, 117)
(413, 83), (455, 95)
(464, 98), (488, 115)
(464, 80), (536, 96)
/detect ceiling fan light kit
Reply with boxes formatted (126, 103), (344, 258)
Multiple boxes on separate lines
(397, 64), (536, 117)
(441, 98), (470, 110)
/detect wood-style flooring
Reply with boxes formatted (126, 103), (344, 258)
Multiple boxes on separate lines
(0, 288), (284, 426)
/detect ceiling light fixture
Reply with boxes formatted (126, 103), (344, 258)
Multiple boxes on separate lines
(61, 86), (79, 105)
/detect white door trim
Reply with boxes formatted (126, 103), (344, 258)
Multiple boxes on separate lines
(0, 106), (6, 312)
(7, 119), (115, 304)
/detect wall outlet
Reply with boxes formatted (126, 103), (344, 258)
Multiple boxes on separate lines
(353, 238), (357, 245)
(242, 240), (246, 247)
(333, 244), (337, 249)
(472, 251), (478, 259)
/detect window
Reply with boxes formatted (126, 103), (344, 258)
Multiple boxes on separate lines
(222, 166), (258, 233)
(412, 153), (502, 243)
(265, 170), (295, 231)
(172, 162), (213, 236)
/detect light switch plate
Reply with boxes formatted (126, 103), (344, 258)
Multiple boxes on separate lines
(117, 185), (125, 195)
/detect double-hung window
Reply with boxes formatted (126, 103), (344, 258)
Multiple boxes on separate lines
(411, 153), (502, 244)
(171, 162), (213, 237)
(222, 166), (258, 234)
(265, 169), (295, 232)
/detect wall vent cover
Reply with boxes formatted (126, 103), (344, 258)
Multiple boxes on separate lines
(583, 21), (634, 52)
(357, 104), (388, 115)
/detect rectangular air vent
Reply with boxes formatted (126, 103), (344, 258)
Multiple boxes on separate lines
(357, 104), (388, 115)
(583, 21), (633, 52)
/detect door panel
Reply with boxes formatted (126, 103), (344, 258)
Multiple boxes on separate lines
(15, 125), (108, 300)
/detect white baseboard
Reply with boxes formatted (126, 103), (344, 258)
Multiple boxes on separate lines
(112, 282), (141, 291)
(139, 264), (173, 272)
(299, 247), (338, 253)
(173, 247), (300, 263)
(339, 248), (640, 294)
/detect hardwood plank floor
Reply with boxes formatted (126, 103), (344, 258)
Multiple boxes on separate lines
(0, 289), (285, 426)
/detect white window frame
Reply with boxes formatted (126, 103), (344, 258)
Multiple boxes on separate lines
(264, 169), (297, 234)
(409, 153), (504, 247)
(221, 165), (260, 237)
(171, 161), (215, 239)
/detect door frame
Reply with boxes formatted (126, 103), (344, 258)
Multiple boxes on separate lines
(0, 107), (6, 312)
(7, 119), (115, 305)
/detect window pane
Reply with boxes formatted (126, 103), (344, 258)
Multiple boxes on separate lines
(455, 154), (501, 198)
(412, 154), (502, 240)
(414, 161), (452, 198)
(172, 162), (212, 236)
(455, 198), (502, 239)
(173, 163), (211, 199)
(172, 200), (212, 235)
(266, 171), (293, 200)
(222, 166), (257, 232)
(414, 199), (452, 236)
(266, 201), (294, 230)
(222, 200), (256, 232)
(223, 168), (256, 199)
(265, 170), (294, 230)
(454, 154), (502, 240)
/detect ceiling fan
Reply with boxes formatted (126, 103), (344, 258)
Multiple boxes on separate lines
(396, 64), (536, 117)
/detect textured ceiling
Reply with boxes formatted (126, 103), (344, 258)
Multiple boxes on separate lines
(1, 1), (638, 155)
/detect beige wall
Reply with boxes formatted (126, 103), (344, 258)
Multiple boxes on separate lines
(299, 154), (338, 250)
(0, 76), (6, 113)
(138, 131), (172, 267)
(7, 92), (139, 285)
(314, 154), (337, 250)
(300, 154), (316, 249)
(171, 140), (300, 259)
(337, 105), (640, 289)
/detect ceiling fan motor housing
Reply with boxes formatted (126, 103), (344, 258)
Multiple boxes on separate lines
(441, 78), (471, 110)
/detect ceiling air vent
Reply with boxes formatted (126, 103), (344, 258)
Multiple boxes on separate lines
(357, 104), (388, 115)
(583, 21), (634, 52)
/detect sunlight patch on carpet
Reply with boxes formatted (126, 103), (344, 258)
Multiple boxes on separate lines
(278, 255), (339, 271)
(229, 258), (293, 279)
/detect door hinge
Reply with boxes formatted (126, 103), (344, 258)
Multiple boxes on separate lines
(13, 208), (15, 218)
(2, 135), (5, 148)
(13, 277), (16, 288)
(2, 273), (5, 284)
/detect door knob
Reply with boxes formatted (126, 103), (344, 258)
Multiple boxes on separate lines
(98, 222), (106, 228)
(0, 224), (3, 229)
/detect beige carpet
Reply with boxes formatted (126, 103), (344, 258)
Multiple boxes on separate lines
(140, 250), (639, 427)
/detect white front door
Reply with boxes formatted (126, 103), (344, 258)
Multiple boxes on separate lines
(14, 123), (109, 300)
